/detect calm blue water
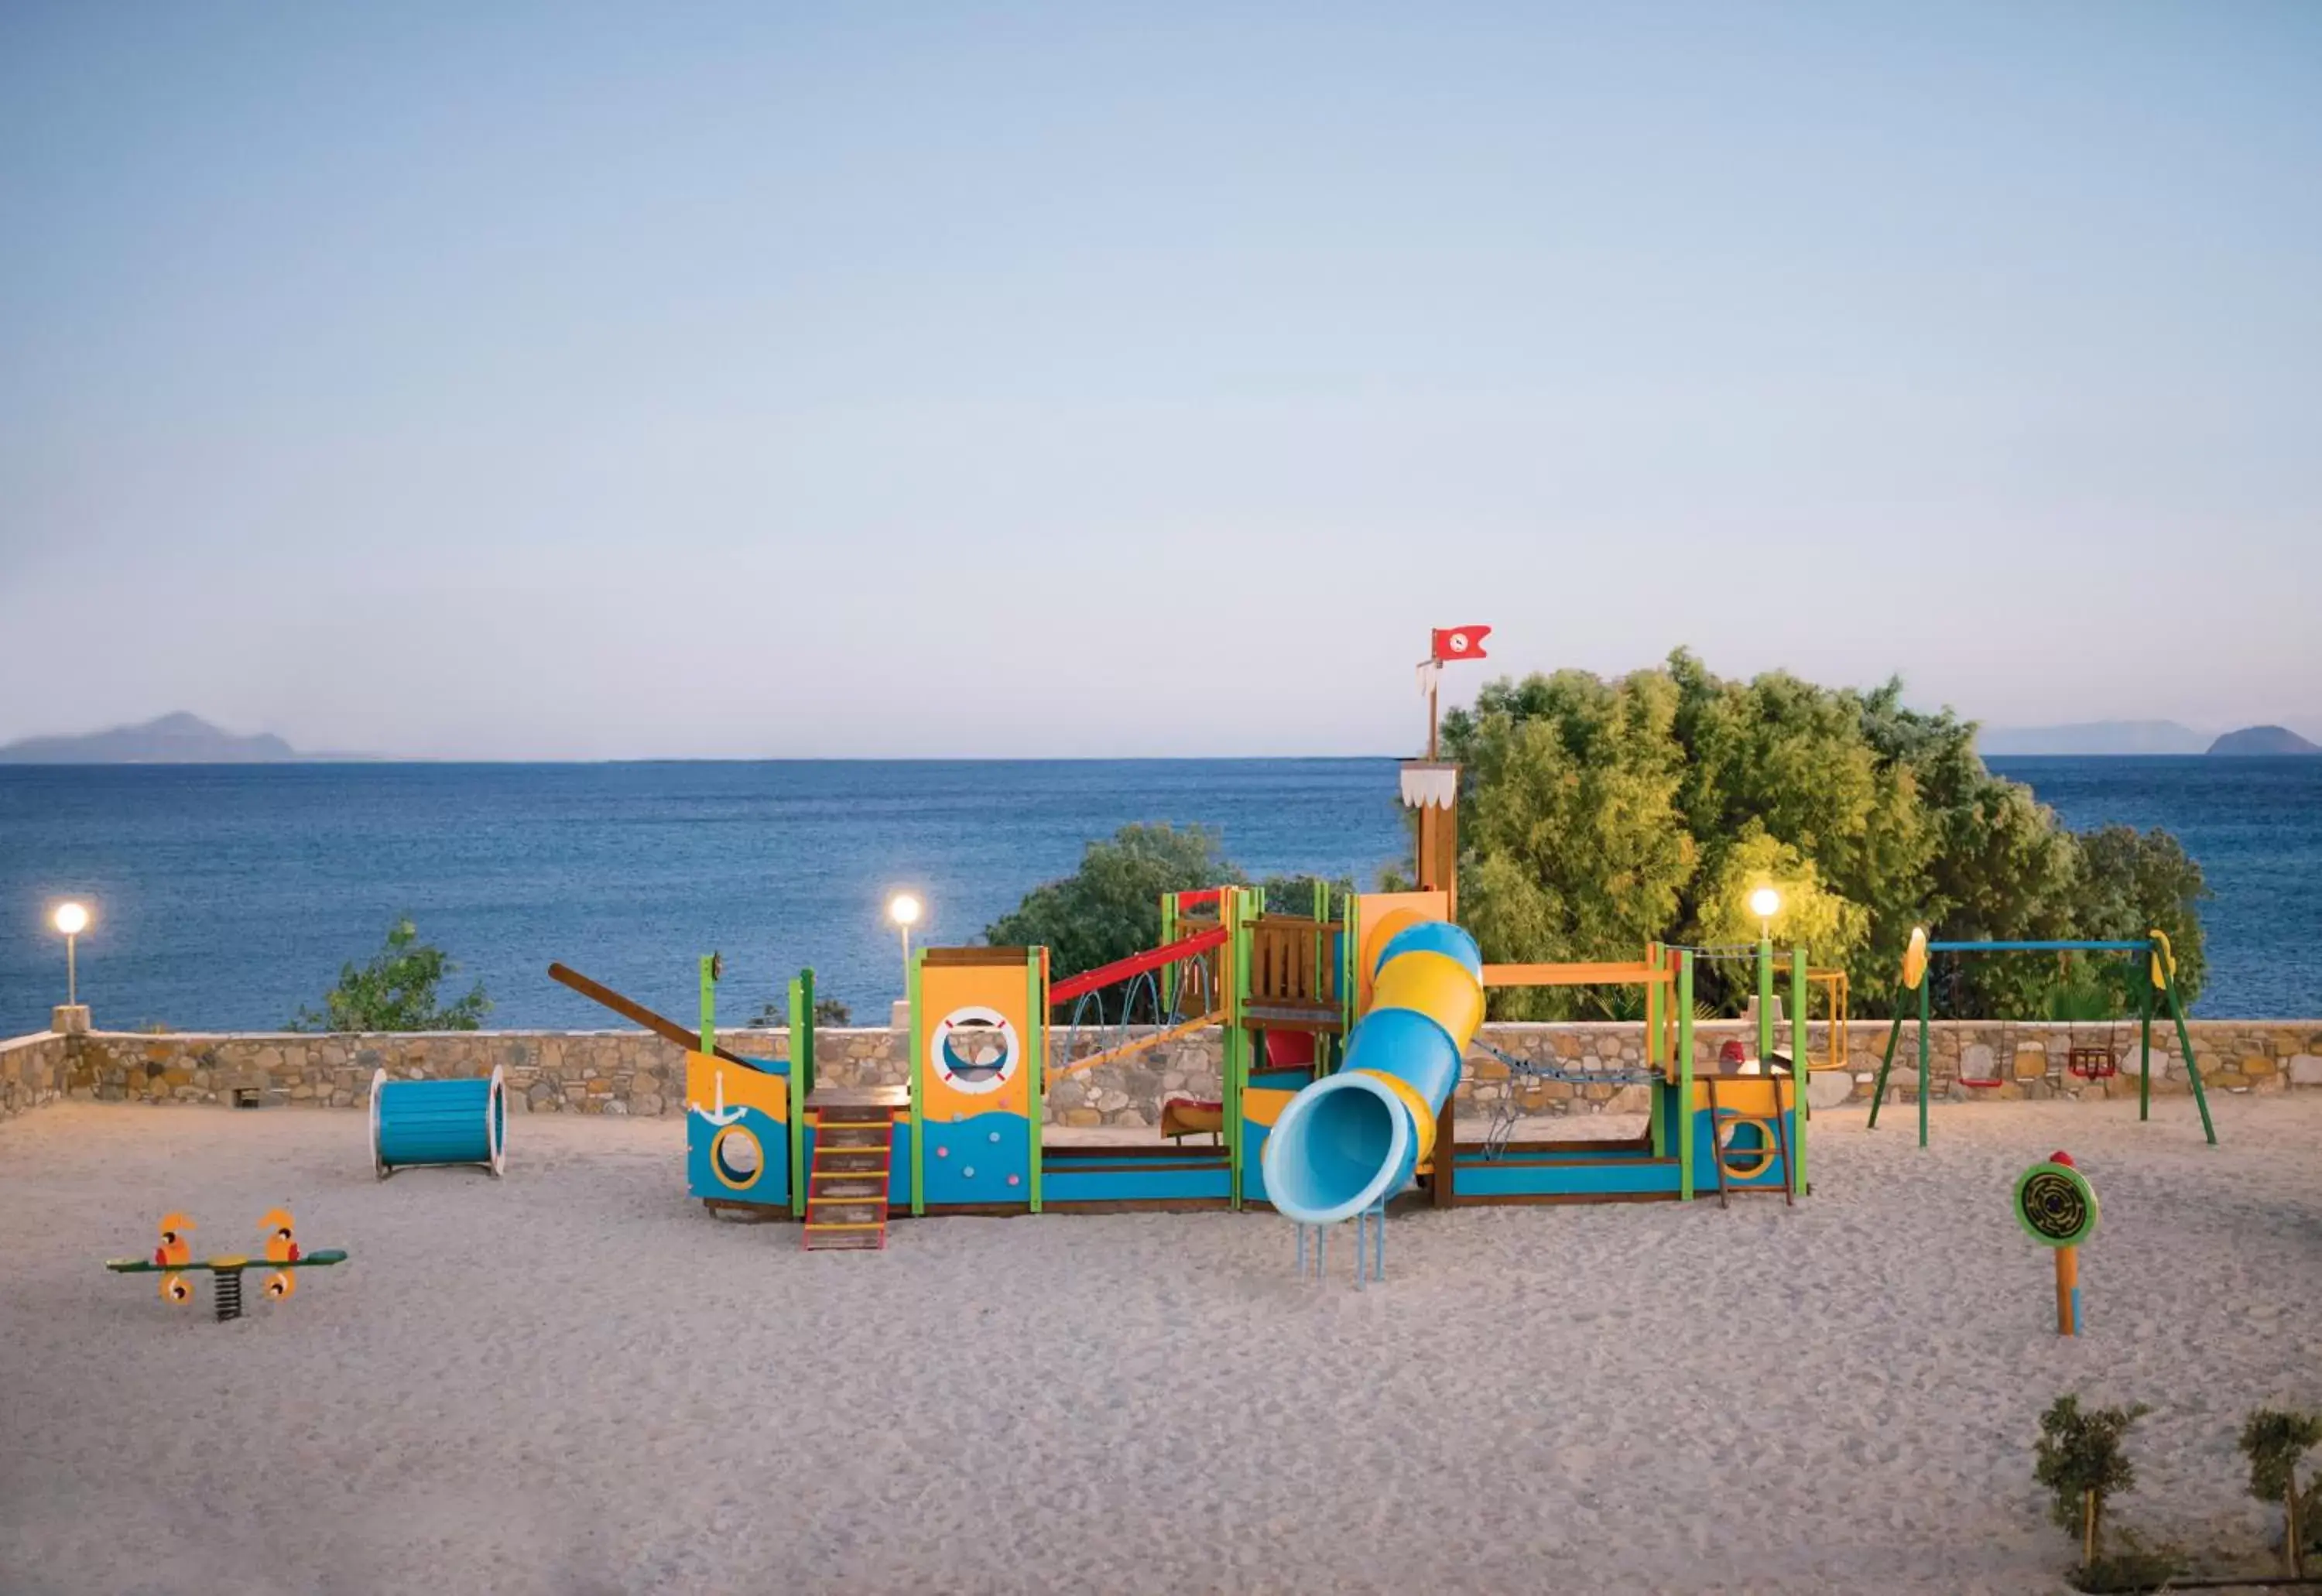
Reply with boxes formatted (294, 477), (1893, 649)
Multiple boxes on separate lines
(2, 757), (2315, 1033)
(0, 762), (1409, 1035)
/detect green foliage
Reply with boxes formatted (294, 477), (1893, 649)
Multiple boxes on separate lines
(1438, 652), (2210, 1015)
(2068, 1527), (2188, 1594)
(2240, 1409), (2322, 1505)
(2036, 1395), (2152, 1571)
(291, 919), (489, 1033)
(745, 996), (854, 1029)
(987, 824), (1247, 1008)
(2239, 1408), (2322, 1571)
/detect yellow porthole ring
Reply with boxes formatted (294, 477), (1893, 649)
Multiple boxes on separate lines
(1716, 1117), (1779, 1180)
(709, 1125), (765, 1191)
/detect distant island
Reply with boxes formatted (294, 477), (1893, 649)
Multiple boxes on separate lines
(1978, 720), (2210, 756)
(2206, 724), (2322, 756)
(0, 712), (316, 764)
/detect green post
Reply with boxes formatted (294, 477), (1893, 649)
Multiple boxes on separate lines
(1916, 966), (1931, 1149)
(2138, 966), (2153, 1122)
(1755, 934), (1774, 1074)
(1231, 886), (1255, 1208)
(1789, 946), (1808, 1196)
(1868, 1008), (1906, 1129)
(2159, 948), (2217, 1146)
(1647, 941), (1666, 1159)
(796, 968), (817, 1098)
(907, 948), (926, 1217)
(788, 970), (812, 1218)
(1026, 949), (1045, 1212)
(1310, 877), (1328, 1002)
(1159, 892), (1178, 1012)
(698, 954), (717, 1054)
(1677, 952), (1695, 1200)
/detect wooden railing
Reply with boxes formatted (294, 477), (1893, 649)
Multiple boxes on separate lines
(1248, 916), (1339, 1016)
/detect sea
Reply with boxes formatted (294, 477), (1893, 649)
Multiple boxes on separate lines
(2, 757), (2317, 1034)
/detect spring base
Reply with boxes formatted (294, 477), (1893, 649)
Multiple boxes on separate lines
(213, 1269), (245, 1322)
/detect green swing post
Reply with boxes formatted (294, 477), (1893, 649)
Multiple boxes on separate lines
(2157, 941), (2217, 1146)
(1677, 952), (1696, 1200)
(2138, 961), (2154, 1122)
(1867, 1003), (1906, 1129)
(1789, 945), (1808, 1196)
(698, 954), (717, 1054)
(1026, 948), (1045, 1212)
(1916, 965), (1932, 1149)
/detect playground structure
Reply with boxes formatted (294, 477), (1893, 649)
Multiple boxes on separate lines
(539, 625), (1826, 1240)
(557, 879), (1820, 1228)
(1868, 926), (2215, 1146)
(369, 1066), (507, 1178)
(105, 1210), (348, 1322)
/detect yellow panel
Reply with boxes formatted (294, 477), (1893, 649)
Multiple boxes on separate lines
(1901, 926), (1929, 991)
(1241, 1087), (1299, 1129)
(1355, 1068), (1440, 1170)
(1351, 891), (1449, 1012)
(1369, 950), (1484, 1047)
(918, 957), (1034, 1120)
(1687, 1077), (1795, 1115)
(685, 1053), (788, 1123)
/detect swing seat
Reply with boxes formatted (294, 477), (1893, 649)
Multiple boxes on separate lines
(2067, 1048), (2118, 1081)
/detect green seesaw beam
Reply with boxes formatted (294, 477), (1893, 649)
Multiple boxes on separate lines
(105, 1250), (349, 1274)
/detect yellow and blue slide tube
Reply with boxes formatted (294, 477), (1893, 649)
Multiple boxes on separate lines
(1260, 918), (1483, 1224)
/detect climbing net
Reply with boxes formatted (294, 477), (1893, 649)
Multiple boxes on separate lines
(1050, 953), (1221, 1082)
(1470, 1039), (1666, 1159)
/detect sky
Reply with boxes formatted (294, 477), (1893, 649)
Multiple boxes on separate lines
(2, 2), (2317, 759)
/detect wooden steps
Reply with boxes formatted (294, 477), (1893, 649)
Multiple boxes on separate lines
(1705, 1074), (1793, 1210)
(802, 1087), (907, 1252)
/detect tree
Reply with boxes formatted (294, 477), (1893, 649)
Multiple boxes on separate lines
(1437, 652), (2210, 1017)
(1448, 670), (1696, 1018)
(2239, 1409), (2322, 1577)
(987, 824), (1246, 1007)
(2071, 825), (2209, 1013)
(2033, 1395), (2175, 1586)
(291, 920), (489, 1032)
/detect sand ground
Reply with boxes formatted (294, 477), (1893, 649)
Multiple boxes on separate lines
(3, 1097), (2318, 1595)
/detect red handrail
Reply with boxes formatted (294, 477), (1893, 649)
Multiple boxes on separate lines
(1048, 926), (1231, 1006)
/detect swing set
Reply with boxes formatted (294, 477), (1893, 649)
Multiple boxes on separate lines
(1867, 927), (2216, 1148)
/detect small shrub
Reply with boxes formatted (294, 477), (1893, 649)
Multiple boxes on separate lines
(2070, 1527), (2187, 1593)
(289, 919), (488, 1033)
(745, 997), (853, 1029)
(2238, 1408), (2322, 1576)
(2035, 1395), (2152, 1574)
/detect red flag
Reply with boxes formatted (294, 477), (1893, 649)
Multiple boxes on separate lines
(1430, 625), (1491, 662)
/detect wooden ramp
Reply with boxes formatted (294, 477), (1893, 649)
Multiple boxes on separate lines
(803, 1087), (907, 1252)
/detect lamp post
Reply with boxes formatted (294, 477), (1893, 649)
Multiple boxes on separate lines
(887, 892), (923, 989)
(53, 901), (90, 1007)
(1748, 887), (1781, 1070)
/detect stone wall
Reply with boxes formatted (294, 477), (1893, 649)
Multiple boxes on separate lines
(1, 1032), (71, 1120)
(8, 1019), (2317, 1127)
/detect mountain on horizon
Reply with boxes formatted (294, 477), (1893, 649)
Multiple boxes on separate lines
(0, 711), (307, 764)
(2207, 724), (2322, 756)
(1977, 720), (2211, 756)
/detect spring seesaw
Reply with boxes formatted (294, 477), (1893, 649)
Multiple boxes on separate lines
(105, 1209), (348, 1322)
